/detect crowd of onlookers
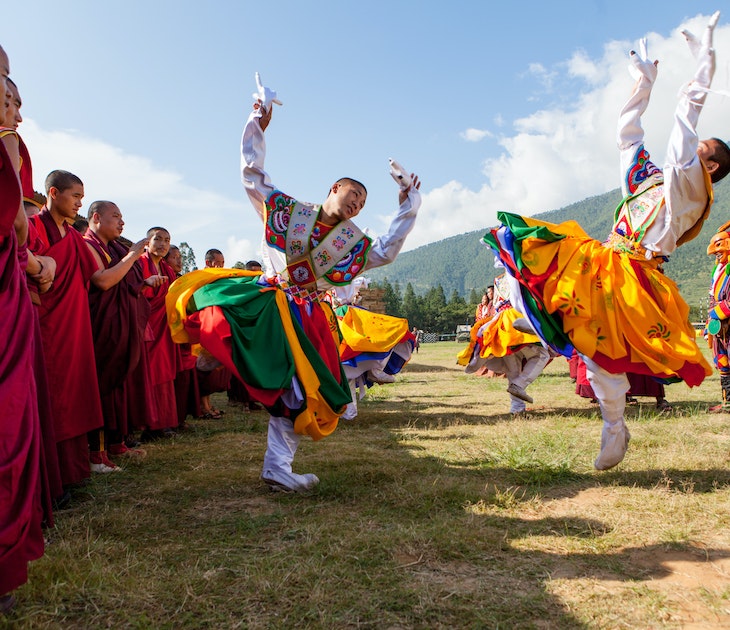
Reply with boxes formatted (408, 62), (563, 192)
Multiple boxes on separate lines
(0, 45), (265, 613)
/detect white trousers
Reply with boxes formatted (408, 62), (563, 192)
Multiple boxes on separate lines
(500, 345), (551, 412)
(580, 355), (629, 426)
(263, 415), (301, 474)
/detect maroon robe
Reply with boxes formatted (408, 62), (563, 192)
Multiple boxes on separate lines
(28, 209), (104, 485)
(19, 151), (62, 520)
(84, 231), (155, 438)
(140, 253), (181, 429)
(0, 139), (44, 595)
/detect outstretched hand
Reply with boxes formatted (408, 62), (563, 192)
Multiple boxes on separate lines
(682, 11), (720, 59)
(399, 174), (421, 205)
(682, 11), (720, 87)
(628, 38), (658, 86)
(129, 238), (149, 257)
(252, 72), (283, 112)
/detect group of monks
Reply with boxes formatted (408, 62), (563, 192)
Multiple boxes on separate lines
(0, 44), (260, 612)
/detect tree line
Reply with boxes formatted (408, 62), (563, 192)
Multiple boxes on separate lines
(375, 278), (481, 334)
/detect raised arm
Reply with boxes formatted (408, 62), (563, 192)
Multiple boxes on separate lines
(617, 38), (660, 196)
(241, 73), (282, 221)
(660, 11), (720, 252)
(666, 12), (719, 170)
(364, 173), (422, 270)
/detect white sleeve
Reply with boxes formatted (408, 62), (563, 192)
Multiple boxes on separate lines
(646, 51), (715, 254)
(241, 108), (276, 222)
(363, 188), (422, 270)
(617, 84), (653, 197)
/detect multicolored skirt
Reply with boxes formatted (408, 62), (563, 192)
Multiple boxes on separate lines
(335, 305), (414, 380)
(483, 212), (710, 386)
(166, 269), (352, 440)
(457, 307), (540, 367)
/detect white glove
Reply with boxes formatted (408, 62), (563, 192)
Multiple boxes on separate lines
(388, 158), (412, 190)
(252, 72), (283, 111)
(628, 38), (657, 87)
(682, 11), (720, 88)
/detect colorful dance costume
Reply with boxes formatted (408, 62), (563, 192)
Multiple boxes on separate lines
(457, 273), (550, 413)
(169, 88), (420, 492)
(485, 21), (719, 469)
(334, 298), (415, 420)
(706, 227), (730, 410)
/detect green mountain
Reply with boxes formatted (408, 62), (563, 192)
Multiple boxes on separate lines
(367, 178), (730, 311)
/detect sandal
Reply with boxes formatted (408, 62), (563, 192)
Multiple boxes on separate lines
(656, 399), (672, 412)
(201, 410), (224, 419)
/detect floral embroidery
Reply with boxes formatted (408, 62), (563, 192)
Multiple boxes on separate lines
(292, 222), (307, 235)
(290, 240), (304, 256)
(332, 236), (347, 251)
(557, 289), (585, 316)
(314, 250), (332, 266)
(647, 322), (670, 340)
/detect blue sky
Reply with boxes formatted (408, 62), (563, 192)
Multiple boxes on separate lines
(3, 1), (729, 266)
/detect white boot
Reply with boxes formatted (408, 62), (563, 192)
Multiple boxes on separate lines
(594, 420), (631, 470)
(582, 356), (631, 471)
(340, 379), (358, 420)
(368, 368), (395, 384)
(261, 416), (319, 492)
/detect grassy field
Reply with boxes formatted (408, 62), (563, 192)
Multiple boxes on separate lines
(5, 342), (730, 629)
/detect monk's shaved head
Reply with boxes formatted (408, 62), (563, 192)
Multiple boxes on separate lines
(87, 200), (116, 221)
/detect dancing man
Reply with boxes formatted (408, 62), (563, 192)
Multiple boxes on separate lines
(485, 13), (730, 469)
(167, 75), (421, 492)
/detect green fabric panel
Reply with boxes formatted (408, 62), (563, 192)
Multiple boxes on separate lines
(482, 213), (572, 352)
(192, 277), (295, 390)
(289, 312), (352, 410)
(193, 277), (351, 411)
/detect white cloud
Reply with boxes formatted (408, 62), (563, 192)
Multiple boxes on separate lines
(460, 127), (492, 142)
(526, 61), (557, 90)
(400, 18), (730, 251)
(20, 119), (263, 267)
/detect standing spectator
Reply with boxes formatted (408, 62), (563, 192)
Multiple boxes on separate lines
(0, 44), (44, 614)
(28, 170), (104, 485)
(139, 227), (181, 440)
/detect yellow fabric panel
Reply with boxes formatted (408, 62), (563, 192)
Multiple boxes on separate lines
(338, 308), (409, 355)
(274, 291), (340, 440)
(478, 308), (540, 358)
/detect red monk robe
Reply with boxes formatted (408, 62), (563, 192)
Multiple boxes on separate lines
(12, 131), (64, 520)
(0, 137), (44, 597)
(85, 230), (156, 441)
(28, 208), (104, 485)
(140, 252), (181, 430)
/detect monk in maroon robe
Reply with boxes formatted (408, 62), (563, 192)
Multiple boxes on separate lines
(85, 201), (159, 462)
(0, 45), (44, 612)
(3, 77), (64, 518)
(28, 170), (104, 486)
(140, 227), (181, 438)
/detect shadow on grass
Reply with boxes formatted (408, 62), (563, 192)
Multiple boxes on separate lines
(348, 401), (601, 430)
(401, 362), (461, 374)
